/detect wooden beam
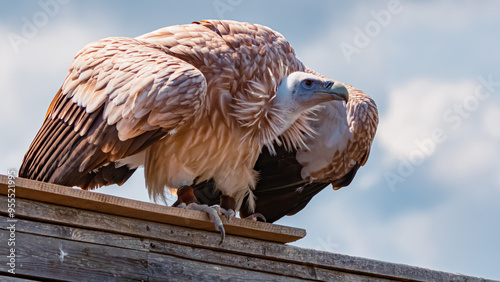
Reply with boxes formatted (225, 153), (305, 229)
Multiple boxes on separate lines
(0, 175), (306, 243)
(3, 196), (493, 282)
(0, 229), (148, 281)
(3, 216), (370, 281)
(1, 206), (493, 281)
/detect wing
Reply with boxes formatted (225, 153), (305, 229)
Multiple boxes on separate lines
(20, 37), (207, 189)
(237, 147), (364, 223)
(240, 145), (329, 223)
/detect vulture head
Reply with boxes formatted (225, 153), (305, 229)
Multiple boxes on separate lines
(272, 71), (349, 137)
(276, 71), (349, 107)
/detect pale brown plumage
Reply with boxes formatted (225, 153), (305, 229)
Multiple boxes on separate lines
(242, 71), (378, 222)
(194, 68), (379, 223)
(19, 20), (349, 216)
(20, 37), (206, 189)
(296, 68), (378, 186)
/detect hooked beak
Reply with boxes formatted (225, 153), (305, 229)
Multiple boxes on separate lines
(311, 81), (349, 104)
(328, 82), (349, 102)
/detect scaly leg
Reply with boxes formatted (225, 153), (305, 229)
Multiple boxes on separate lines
(173, 186), (225, 243)
(215, 195), (236, 222)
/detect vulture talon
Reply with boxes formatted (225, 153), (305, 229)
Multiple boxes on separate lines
(176, 202), (187, 209)
(243, 213), (266, 222)
(185, 203), (226, 243)
(174, 186), (227, 242)
(211, 206), (235, 223)
(219, 225), (225, 244)
(225, 209), (235, 222)
(212, 205), (224, 215)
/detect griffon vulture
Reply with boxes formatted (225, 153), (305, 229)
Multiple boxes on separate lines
(19, 20), (350, 239)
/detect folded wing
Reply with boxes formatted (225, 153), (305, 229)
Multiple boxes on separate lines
(20, 37), (207, 189)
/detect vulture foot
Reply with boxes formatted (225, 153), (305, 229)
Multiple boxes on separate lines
(172, 186), (225, 243)
(185, 203), (225, 244)
(219, 195), (236, 222)
(213, 206), (235, 222)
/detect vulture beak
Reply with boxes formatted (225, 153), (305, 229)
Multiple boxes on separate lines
(326, 81), (349, 102)
(310, 81), (349, 104)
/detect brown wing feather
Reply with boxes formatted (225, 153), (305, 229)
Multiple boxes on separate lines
(20, 37), (207, 189)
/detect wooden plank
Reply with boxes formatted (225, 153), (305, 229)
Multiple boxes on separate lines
(0, 222), (323, 282)
(3, 216), (381, 281)
(0, 276), (41, 282)
(0, 195), (236, 251)
(0, 200), (493, 281)
(147, 236), (389, 282)
(147, 252), (305, 282)
(0, 230), (148, 281)
(0, 174), (305, 243)
(1, 196), (490, 282)
(6, 216), (150, 252)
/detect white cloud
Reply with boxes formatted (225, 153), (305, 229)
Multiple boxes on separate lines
(481, 105), (500, 138)
(0, 20), (105, 173)
(290, 195), (439, 267)
(0, 29), (20, 119)
(378, 78), (477, 160)
(353, 169), (380, 191)
(378, 76), (500, 190)
(430, 137), (499, 186)
(396, 0), (500, 33)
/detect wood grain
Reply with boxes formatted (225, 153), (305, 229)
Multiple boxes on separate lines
(0, 174), (306, 243)
(0, 196), (493, 281)
(4, 217), (375, 281)
(0, 230), (148, 281)
(0, 215), (392, 281)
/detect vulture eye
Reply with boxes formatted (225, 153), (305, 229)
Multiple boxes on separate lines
(303, 79), (313, 89)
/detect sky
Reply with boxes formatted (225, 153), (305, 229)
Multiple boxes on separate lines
(1, 0), (500, 279)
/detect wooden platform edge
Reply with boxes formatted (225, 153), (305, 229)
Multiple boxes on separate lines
(0, 174), (305, 243)
(0, 175), (496, 281)
(0, 201), (496, 281)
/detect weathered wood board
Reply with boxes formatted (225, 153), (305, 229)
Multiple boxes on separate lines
(0, 175), (495, 281)
(0, 174), (305, 243)
(0, 208), (494, 281)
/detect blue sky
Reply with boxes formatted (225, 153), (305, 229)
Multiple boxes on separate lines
(1, 0), (499, 279)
